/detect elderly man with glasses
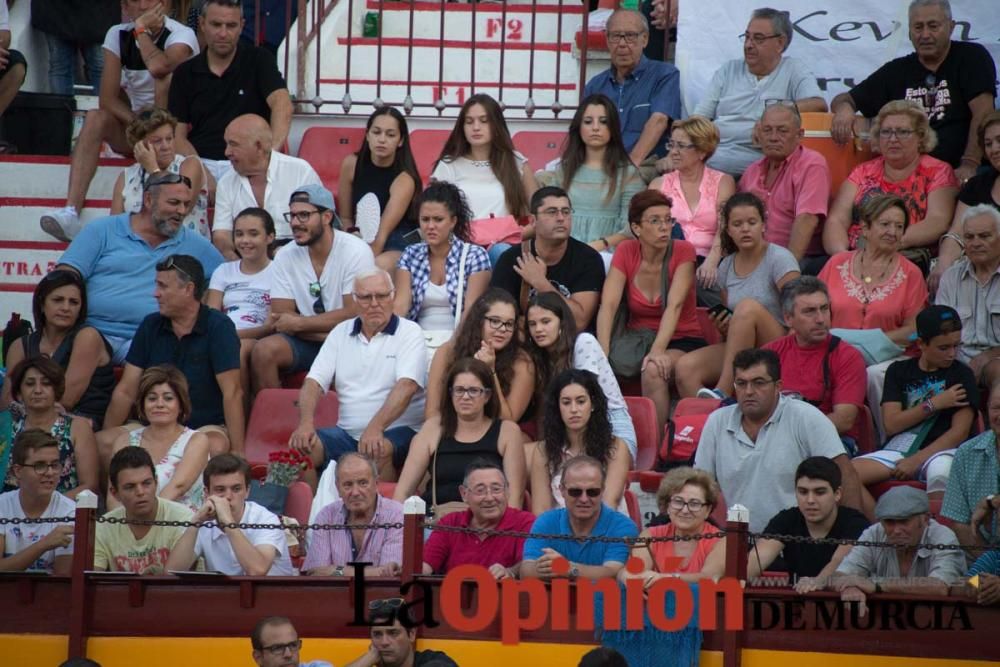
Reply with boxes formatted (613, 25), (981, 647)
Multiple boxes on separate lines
(289, 268), (426, 484)
(251, 184), (375, 394)
(693, 7), (826, 178)
(521, 455), (637, 581)
(694, 348), (862, 534)
(251, 616), (333, 667)
(582, 8), (681, 180)
(56, 171), (223, 365)
(738, 103), (832, 275)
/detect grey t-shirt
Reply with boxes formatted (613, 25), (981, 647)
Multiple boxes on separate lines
(693, 57), (823, 177)
(694, 396), (848, 533)
(836, 520), (965, 584)
(718, 243), (799, 324)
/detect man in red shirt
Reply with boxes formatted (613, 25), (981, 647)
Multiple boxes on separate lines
(764, 276), (867, 453)
(422, 461), (534, 578)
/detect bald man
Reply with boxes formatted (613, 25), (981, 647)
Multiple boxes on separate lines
(738, 104), (831, 275)
(212, 114), (322, 259)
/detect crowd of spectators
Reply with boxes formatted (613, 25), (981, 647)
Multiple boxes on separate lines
(2, 0), (1000, 647)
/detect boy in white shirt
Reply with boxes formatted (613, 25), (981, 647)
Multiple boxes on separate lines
(0, 430), (75, 574)
(166, 454), (292, 575)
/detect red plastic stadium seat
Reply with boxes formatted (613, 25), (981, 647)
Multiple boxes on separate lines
(378, 481), (397, 498)
(696, 307), (722, 345)
(624, 395), (658, 473)
(638, 470), (664, 493)
(853, 404), (877, 455)
(408, 129), (450, 183)
(867, 480), (926, 500)
(297, 126), (366, 195)
(282, 371), (308, 389)
(245, 388), (340, 466)
(673, 397), (722, 417)
(928, 497), (954, 528)
(512, 131), (566, 171)
(624, 489), (642, 530)
(284, 481), (314, 526)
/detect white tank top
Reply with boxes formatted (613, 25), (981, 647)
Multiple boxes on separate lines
(418, 280), (455, 330)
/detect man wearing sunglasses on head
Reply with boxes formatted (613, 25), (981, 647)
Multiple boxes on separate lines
(521, 455), (637, 581)
(343, 598), (458, 667)
(251, 184), (375, 394)
(251, 616), (332, 667)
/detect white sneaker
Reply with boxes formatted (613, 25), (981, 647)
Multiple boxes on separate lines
(696, 387), (726, 400)
(355, 192), (382, 244)
(40, 206), (82, 242)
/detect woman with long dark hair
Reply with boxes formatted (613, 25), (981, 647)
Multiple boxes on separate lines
(538, 94), (644, 250)
(528, 369), (629, 514)
(432, 94), (539, 264)
(394, 182), (492, 337)
(525, 292), (637, 462)
(393, 358), (525, 508)
(1, 270), (114, 429)
(339, 106), (422, 272)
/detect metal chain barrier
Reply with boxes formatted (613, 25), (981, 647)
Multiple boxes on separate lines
(1, 515), (990, 551)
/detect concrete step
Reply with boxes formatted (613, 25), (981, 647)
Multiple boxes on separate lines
(0, 156), (125, 199)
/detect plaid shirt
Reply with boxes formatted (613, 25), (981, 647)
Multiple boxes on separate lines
(398, 240), (491, 321)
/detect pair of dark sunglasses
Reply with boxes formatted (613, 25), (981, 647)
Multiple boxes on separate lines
(565, 487), (602, 498)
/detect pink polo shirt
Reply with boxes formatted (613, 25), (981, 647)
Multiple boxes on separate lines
(739, 145), (831, 256)
(423, 506), (536, 574)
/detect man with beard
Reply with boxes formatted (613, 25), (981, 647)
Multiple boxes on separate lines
(57, 172), (223, 365)
(251, 184), (375, 393)
(344, 599), (458, 667)
(694, 348), (862, 533)
(102, 253), (243, 455)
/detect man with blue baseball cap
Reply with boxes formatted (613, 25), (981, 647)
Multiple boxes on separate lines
(250, 183), (375, 393)
(827, 485), (965, 614)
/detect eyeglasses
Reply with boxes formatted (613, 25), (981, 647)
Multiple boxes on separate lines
(484, 315), (515, 332)
(259, 639), (302, 656)
(452, 385), (490, 399)
(666, 140), (696, 152)
(155, 255), (193, 283)
(539, 207), (573, 218)
(733, 378), (776, 391)
(641, 215), (674, 228)
(878, 128), (916, 140)
(669, 496), (708, 512)
(465, 484), (506, 498)
(20, 461), (61, 474)
(283, 209), (322, 224)
(353, 291), (394, 305)
(308, 281), (325, 314)
(739, 32), (781, 45)
(607, 31), (643, 44)
(144, 172), (192, 191)
(565, 487), (602, 498)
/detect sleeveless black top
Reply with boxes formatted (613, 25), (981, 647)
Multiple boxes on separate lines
(352, 158), (417, 235)
(423, 419), (503, 505)
(22, 327), (115, 429)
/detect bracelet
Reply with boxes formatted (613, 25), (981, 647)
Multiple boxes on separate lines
(960, 156), (979, 166)
(939, 232), (965, 250)
(600, 237), (610, 250)
(133, 25), (148, 38)
(921, 399), (936, 415)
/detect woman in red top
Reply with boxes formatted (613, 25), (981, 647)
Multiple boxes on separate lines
(595, 190), (705, 436)
(619, 467), (725, 584)
(823, 100), (958, 274)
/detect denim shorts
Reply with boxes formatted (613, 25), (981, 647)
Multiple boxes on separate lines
(317, 424), (417, 471)
(280, 333), (324, 374)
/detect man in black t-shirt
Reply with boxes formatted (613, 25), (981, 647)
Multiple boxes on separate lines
(749, 456), (870, 590)
(829, 0), (997, 180)
(490, 186), (606, 331)
(345, 599), (459, 667)
(168, 0), (292, 180)
(854, 304), (979, 517)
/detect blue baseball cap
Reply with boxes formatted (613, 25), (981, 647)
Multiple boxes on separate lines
(289, 183), (334, 211)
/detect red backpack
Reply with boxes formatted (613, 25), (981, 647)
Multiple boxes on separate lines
(656, 413), (712, 470)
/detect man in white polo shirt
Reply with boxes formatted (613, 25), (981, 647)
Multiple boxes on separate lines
(290, 269), (427, 483)
(212, 114), (322, 259)
(250, 184), (375, 392)
(166, 454), (293, 575)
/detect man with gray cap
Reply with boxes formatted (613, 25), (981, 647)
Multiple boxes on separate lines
(828, 485), (965, 614)
(251, 184), (375, 393)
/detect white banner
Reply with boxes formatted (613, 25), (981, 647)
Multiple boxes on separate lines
(676, 0), (1000, 116)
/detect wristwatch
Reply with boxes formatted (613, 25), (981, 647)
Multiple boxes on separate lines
(569, 565), (580, 580)
(987, 494), (998, 510)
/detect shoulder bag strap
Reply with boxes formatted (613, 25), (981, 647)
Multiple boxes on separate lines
(659, 239), (674, 308)
(431, 442), (441, 509)
(454, 242), (470, 329)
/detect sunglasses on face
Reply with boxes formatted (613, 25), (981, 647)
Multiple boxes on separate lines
(565, 487), (602, 498)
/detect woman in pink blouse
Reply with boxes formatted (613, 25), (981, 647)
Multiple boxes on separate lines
(822, 100), (958, 275)
(819, 194), (927, 348)
(650, 116), (735, 305)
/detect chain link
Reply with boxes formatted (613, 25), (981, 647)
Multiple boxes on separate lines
(0, 515), (983, 551)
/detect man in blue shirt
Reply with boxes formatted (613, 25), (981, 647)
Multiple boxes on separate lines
(57, 172), (223, 364)
(103, 254), (243, 457)
(583, 9), (681, 176)
(522, 455), (637, 580)
(251, 615), (332, 667)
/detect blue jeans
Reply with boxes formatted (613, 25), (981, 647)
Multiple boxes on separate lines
(487, 242), (512, 267)
(317, 425), (417, 471)
(46, 36), (103, 96)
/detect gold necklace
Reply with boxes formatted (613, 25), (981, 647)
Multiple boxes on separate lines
(859, 250), (893, 285)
